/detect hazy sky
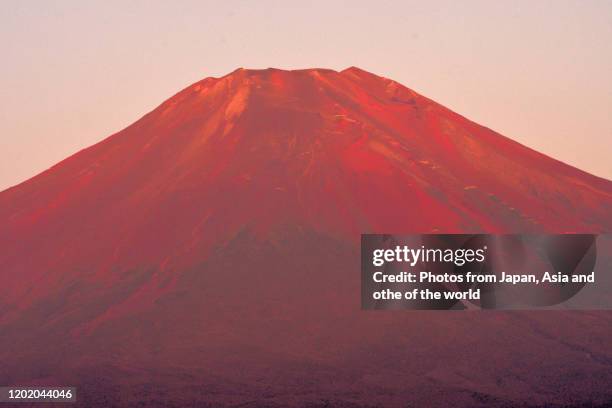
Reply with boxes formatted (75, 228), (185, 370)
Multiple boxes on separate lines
(1, 0), (611, 190)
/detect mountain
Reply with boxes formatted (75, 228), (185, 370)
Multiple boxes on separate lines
(0, 67), (611, 407)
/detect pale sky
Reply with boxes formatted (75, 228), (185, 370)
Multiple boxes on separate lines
(1, 0), (611, 190)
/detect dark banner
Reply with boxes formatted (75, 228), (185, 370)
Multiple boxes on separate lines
(361, 234), (612, 310)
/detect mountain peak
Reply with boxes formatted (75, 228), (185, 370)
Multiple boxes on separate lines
(0, 66), (611, 407)
(212, 66), (379, 80)
(341, 65), (376, 76)
(1, 68), (610, 274)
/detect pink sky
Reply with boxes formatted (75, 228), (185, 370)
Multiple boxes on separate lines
(1, 0), (611, 190)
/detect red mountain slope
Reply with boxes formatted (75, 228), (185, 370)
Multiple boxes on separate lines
(0, 67), (611, 407)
